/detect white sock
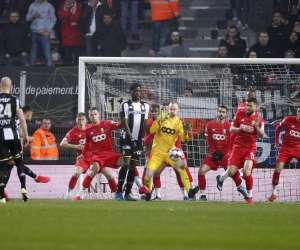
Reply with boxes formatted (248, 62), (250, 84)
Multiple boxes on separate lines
(219, 169), (229, 182)
(155, 188), (161, 198)
(200, 190), (206, 195)
(78, 186), (85, 197)
(181, 188), (188, 197)
(272, 185), (278, 195)
(134, 176), (142, 189)
(239, 170), (244, 178)
(190, 182), (194, 189)
(247, 190), (252, 198)
(67, 188), (72, 196)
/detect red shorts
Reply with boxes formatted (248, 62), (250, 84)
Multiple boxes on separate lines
(202, 153), (229, 171)
(91, 153), (121, 173)
(75, 159), (91, 174)
(277, 147), (300, 163)
(228, 148), (257, 169)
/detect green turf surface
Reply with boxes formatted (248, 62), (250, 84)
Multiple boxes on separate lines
(1, 199), (299, 250)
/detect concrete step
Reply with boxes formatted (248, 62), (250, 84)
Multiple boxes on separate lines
(140, 38), (222, 48)
(180, 0), (230, 7)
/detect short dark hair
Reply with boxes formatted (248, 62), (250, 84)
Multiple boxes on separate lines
(129, 83), (141, 90)
(103, 10), (115, 17)
(76, 112), (87, 118)
(161, 102), (170, 107)
(184, 87), (193, 95)
(151, 104), (160, 110)
(246, 97), (258, 105)
(89, 107), (99, 112)
(22, 105), (32, 114)
(10, 9), (20, 16)
(219, 105), (228, 112)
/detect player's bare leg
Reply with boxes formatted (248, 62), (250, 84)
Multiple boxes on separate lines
(217, 168), (244, 191)
(66, 166), (83, 199)
(74, 162), (99, 200)
(142, 167), (155, 201)
(268, 162), (284, 202)
(100, 167), (118, 198)
(228, 165), (248, 201)
(116, 157), (131, 201)
(198, 164), (211, 201)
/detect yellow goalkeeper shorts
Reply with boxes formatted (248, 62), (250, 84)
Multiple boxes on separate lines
(147, 152), (175, 171)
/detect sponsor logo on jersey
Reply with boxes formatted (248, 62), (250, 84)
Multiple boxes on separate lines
(0, 98), (11, 102)
(79, 139), (86, 144)
(290, 130), (300, 138)
(212, 134), (226, 140)
(92, 134), (106, 142)
(162, 126), (175, 135)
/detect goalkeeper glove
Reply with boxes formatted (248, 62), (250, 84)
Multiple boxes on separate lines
(212, 151), (224, 162)
(182, 120), (192, 134)
(160, 109), (169, 123)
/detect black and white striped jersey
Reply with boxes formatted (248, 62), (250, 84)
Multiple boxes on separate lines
(120, 100), (149, 140)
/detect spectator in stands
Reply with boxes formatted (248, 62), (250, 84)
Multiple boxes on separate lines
(81, 0), (102, 56)
(26, 0), (57, 66)
(151, 31), (190, 57)
(183, 87), (193, 97)
(284, 31), (300, 57)
(0, 0), (4, 17)
(236, 0), (244, 29)
(293, 20), (300, 35)
(211, 42), (231, 70)
(141, 87), (152, 106)
(30, 118), (59, 160)
(221, 25), (246, 58)
(0, 9), (31, 66)
(289, 0), (300, 26)
(9, 0), (32, 20)
(120, 0), (139, 40)
(93, 10), (127, 57)
(245, 31), (278, 58)
(57, 0), (83, 66)
(266, 11), (289, 54)
(243, 0), (274, 47)
(148, 0), (180, 55)
(248, 50), (258, 58)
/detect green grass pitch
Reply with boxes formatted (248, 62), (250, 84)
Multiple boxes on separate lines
(1, 199), (299, 250)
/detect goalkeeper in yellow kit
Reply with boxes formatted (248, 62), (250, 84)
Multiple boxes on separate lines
(139, 101), (199, 201)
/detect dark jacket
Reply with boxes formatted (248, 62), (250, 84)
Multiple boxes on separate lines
(221, 32), (246, 58)
(0, 21), (31, 56)
(266, 23), (289, 50)
(93, 22), (127, 57)
(246, 42), (279, 58)
(243, 0), (274, 32)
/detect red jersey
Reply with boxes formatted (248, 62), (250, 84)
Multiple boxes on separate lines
(82, 120), (123, 156)
(64, 124), (92, 157)
(232, 111), (264, 150)
(205, 119), (231, 154)
(144, 118), (154, 141)
(275, 116), (300, 149)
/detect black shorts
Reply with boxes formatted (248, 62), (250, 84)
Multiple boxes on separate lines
(0, 128), (22, 161)
(120, 136), (142, 161)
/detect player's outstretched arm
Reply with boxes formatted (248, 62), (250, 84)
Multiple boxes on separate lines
(265, 119), (281, 127)
(60, 139), (84, 151)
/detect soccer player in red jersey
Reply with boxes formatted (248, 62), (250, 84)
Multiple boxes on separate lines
(268, 107), (300, 202)
(60, 112), (92, 199)
(197, 105), (232, 201)
(216, 89), (280, 189)
(73, 107), (123, 200)
(228, 97), (265, 204)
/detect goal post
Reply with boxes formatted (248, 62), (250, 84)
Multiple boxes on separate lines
(78, 57), (300, 202)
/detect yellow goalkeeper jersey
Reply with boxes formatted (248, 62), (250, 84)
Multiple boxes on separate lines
(150, 115), (188, 154)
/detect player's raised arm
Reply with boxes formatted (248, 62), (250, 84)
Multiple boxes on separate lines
(253, 116), (265, 139)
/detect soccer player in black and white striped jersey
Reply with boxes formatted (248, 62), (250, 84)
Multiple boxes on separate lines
(0, 77), (29, 204)
(116, 83), (150, 201)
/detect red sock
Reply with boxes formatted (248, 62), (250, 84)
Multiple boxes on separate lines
(272, 172), (280, 186)
(232, 171), (242, 187)
(185, 167), (193, 182)
(198, 174), (206, 190)
(68, 176), (78, 190)
(142, 171), (145, 185)
(176, 173), (184, 188)
(135, 168), (139, 177)
(153, 176), (161, 188)
(108, 178), (117, 192)
(82, 175), (93, 189)
(244, 174), (253, 190)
